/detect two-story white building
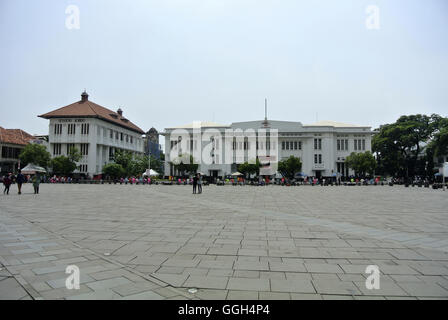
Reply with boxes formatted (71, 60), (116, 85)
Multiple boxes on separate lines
(163, 119), (373, 179)
(39, 91), (145, 177)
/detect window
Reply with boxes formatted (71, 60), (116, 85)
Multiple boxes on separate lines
(68, 124), (76, 135)
(314, 138), (322, 150)
(54, 124), (62, 135)
(319, 154), (322, 164)
(126, 135), (129, 143)
(354, 139), (358, 151)
(130, 136), (133, 144)
(79, 164), (88, 172)
(80, 144), (89, 156)
(81, 123), (89, 135)
(115, 131), (119, 139)
(110, 130), (113, 139)
(282, 141), (285, 150)
(120, 133), (123, 141)
(67, 143), (75, 154)
(345, 139), (348, 150)
(294, 141), (298, 150)
(337, 140), (341, 151)
(1, 146), (21, 159)
(314, 154), (318, 164)
(53, 144), (62, 155)
(362, 139), (365, 151)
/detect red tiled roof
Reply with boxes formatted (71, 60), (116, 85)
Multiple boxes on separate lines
(0, 127), (35, 146)
(38, 97), (144, 134)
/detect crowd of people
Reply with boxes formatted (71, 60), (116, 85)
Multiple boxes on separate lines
(1, 170), (39, 195)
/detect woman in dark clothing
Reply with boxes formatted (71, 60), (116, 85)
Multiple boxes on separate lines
(3, 175), (11, 194)
(16, 170), (25, 194)
(192, 175), (198, 194)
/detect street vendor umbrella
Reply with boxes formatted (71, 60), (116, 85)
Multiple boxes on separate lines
(143, 169), (159, 176)
(231, 172), (243, 176)
(21, 163), (46, 175)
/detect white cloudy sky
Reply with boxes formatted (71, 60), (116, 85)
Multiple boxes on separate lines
(0, 0), (447, 135)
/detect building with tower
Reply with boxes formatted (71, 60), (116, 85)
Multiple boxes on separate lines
(39, 91), (145, 178)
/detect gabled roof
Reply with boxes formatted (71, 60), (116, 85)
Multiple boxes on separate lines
(38, 94), (144, 134)
(0, 127), (35, 146)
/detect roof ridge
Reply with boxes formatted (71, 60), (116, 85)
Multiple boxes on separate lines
(86, 101), (98, 117)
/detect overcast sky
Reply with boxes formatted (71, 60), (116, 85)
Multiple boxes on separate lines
(1, 0), (447, 135)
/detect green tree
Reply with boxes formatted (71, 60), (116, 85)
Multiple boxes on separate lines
(428, 118), (448, 158)
(171, 154), (198, 176)
(237, 162), (251, 178)
(277, 156), (302, 179)
(372, 114), (442, 177)
(50, 156), (77, 176)
(113, 149), (133, 173)
(238, 159), (261, 178)
(102, 163), (125, 179)
(345, 151), (377, 177)
(149, 154), (164, 175)
(19, 144), (51, 168)
(50, 147), (81, 176)
(127, 154), (149, 177)
(68, 147), (81, 163)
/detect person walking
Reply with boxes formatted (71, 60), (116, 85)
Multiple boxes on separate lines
(197, 173), (203, 194)
(16, 170), (25, 195)
(192, 174), (198, 194)
(192, 175), (198, 194)
(3, 174), (11, 194)
(32, 173), (41, 194)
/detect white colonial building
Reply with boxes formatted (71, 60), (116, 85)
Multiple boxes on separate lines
(39, 91), (145, 177)
(163, 119), (373, 179)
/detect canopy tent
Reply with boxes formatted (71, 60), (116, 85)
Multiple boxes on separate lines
(143, 169), (159, 176)
(21, 163), (46, 175)
(231, 172), (243, 176)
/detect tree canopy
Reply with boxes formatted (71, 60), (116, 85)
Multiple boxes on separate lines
(345, 151), (376, 177)
(277, 156), (302, 179)
(237, 159), (261, 178)
(170, 154), (198, 176)
(50, 147), (81, 176)
(102, 163), (125, 179)
(372, 114), (443, 177)
(19, 144), (51, 168)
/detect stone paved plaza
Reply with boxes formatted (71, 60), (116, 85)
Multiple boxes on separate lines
(1, 183), (448, 300)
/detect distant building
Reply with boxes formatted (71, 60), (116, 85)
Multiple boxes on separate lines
(163, 119), (374, 179)
(0, 127), (35, 174)
(38, 91), (145, 177)
(144, 127), (161, 159)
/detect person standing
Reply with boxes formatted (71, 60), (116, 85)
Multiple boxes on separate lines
(3, 174), (11, 194)
(16, 170), (25, 195)
(197, 173), (203, 194)
(192, 174), (198, 194)
(32, 174), (41, 194)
